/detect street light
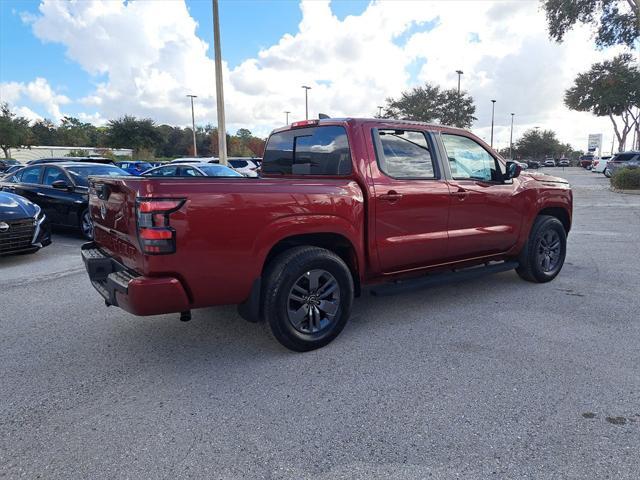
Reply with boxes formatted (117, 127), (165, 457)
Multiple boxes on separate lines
(302, 85), (311, 120)
(490, 99), (496, 148)
(509, 113), (515, 159)
(455, 70), (463, 95)
(212, 0), (227, 165)
(186, 95), (198, 157)
(284, 111), (291, 125)
(377, 105), (383, 117)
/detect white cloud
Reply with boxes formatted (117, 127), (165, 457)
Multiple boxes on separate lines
(0, 77), (69, 121)
(14, 0), (634, 150)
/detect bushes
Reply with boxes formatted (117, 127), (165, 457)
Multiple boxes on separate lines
(611, 167), (640, 190)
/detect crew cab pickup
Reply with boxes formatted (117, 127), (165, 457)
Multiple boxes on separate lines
(82, 118), (572, 351)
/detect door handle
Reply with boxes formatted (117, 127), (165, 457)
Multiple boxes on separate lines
(36, 192), (45, 196)
(453, 187), (468, 201)
(378, 190), (403, 202)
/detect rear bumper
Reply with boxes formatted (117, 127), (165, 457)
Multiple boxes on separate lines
(81, 242), (190, 316)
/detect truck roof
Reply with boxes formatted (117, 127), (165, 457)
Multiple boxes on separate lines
(270, 118), (469, 136)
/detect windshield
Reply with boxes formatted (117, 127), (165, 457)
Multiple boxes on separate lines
(199, 165), (243, 177)
(66, 165), (128, 186)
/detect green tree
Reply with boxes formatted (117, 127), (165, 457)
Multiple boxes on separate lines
(0, 103), (32, 158)
(565, 54), (640, 151)
(107, 115), (162, 156)
(542, 0), (639, 49)
(58, 116), (97, 147)
(383, 83), (477, 128)
(31, 119), (59, 146)
(514, 128), (570, 160)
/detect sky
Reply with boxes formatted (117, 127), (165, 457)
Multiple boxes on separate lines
(0, 0), (636, 152)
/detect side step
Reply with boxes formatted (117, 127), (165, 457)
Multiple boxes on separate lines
(369, 261), (519, 297)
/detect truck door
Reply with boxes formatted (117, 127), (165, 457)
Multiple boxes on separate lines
(370, 128), (450, 273)
(440, 133), (522, 260)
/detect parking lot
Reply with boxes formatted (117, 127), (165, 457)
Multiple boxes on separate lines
(1, 167), (639, 479)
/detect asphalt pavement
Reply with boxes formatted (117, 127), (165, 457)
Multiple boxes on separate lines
(1, 168), (639, 479)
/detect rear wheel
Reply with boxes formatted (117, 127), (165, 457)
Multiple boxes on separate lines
(80, 209), (93, 240)
(262, 246), (354, 352)
(516, 215), (567, 283)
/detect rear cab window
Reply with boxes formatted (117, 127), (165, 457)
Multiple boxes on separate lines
(262, 125), (352, 175)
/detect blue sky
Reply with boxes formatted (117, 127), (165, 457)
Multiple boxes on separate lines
(0, 0), (625, 150)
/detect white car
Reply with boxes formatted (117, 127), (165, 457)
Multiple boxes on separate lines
(591, 156), (610, 174)
(227, 158), (260, 177)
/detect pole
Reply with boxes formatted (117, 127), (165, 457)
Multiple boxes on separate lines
(212, 0), (227, 165)
(377, 105), (383, 117)
(455, 70), (463, 127)
(302, 86), (311, 120)
(187, 95), (198, 157)
(490, 99), (496, 148)
(284, 111), (290, 125)
(509, 113), (514, 159)
(455, 70), (463, 95)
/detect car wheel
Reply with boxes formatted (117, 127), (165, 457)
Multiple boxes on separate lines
(80, 209), (93, 240)
(516, 215), (567, 283)
(262, 246), (354, 352)
(604, 169), (611, 178)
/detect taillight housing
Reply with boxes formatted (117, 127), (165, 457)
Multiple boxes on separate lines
(136, 198), (185, 255)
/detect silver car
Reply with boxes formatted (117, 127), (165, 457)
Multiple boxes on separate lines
(604, 151), (640, 178)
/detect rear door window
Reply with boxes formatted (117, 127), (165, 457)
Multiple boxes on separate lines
(20, 166), (42, 184)
(373, 129), (436, 179)
(262, 125), (351, 175)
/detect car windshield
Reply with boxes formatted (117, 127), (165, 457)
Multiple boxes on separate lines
(66, 165), (128, 186)
(198, 165), (243, 177)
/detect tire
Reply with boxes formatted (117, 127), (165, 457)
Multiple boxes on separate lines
(516, 215), (567, 283)
(80, 209), (94, 240)
(262, 246), (354, 352)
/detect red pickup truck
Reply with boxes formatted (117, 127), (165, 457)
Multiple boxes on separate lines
(82, 118), (572, 351)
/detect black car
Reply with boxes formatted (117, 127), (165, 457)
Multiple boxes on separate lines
(26, 157), (114, 165)
(0, 159), (20, 172)
(1, 164), (24, 178)
(0, 162), (128, 239)
(526, 159), (541, 169)
(0, 191), (51, 256)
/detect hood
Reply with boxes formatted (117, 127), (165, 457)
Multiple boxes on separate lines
(0, 191), (39, 221)
(521, 171), (569, 185)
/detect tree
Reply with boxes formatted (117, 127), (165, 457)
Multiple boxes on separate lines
(31, 119), (59, 146)
(58, 116), (95, 146)
(0, 103), (32, 158)
(542, 0), (639, 49)
(565, 54), (640, 151)
(107, 115), (162, 156)
(514, 128), (570, 159)
(383, 82), (477, 128)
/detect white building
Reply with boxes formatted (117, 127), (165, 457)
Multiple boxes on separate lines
(8, 145), (133, 163)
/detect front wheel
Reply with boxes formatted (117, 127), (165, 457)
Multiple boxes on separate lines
(80, 209), (93, 240)
(516, 215), (567, 283)
(262, 246), (354, 352)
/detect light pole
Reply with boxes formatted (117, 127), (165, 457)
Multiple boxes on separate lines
(490, 99), (496, 148)
(212, 0), (227, 165)
(377, 105), (383, 117)
(186, 95), (198, 157)
(455, 70), (463, 95)
(302, 85), (311, 120)
(509, 113), (515, 159)
(284, 111), (290, 125)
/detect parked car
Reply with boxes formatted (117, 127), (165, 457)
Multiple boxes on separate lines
(0, 162), (128, 239)
(579, 154), (595, 169)
(1, 164), (24, 178)
(604, 151), (640, 177)
(142, 163), (243, 177)
(82, 118), (572, 352)
(0, 191), (51, 256)
(115, 161), (153, 175)
(591, 155), (611, 174)
(227, 158), (260, 177)
(543, 158), (556, 167)
(557, 158), (570, 167)
(27, 157), (114, 165)
(525, 159), (540, 169)
(0, 159), (20, 172)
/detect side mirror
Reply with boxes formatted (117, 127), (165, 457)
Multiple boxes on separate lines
(505, 161), (521, 180)
(52, 179), (72, 191)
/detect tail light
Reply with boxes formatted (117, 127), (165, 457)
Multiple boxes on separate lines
(291, 119), (319, 128)
(136, 198), (185, 254)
